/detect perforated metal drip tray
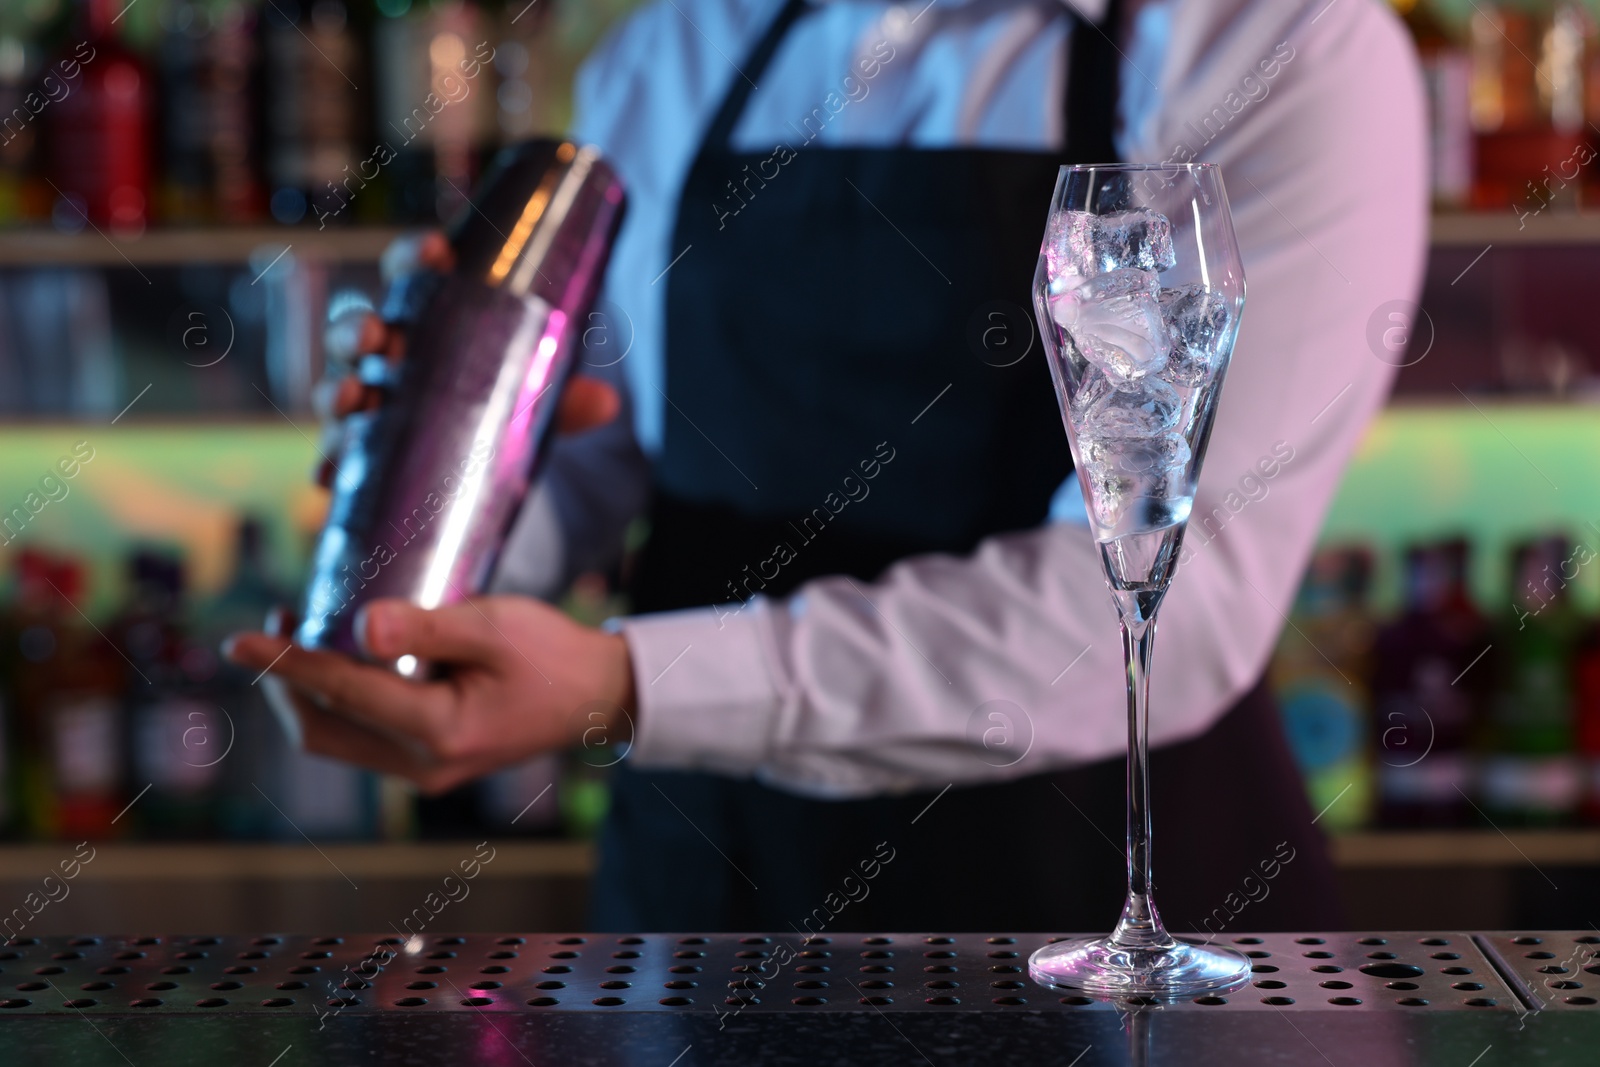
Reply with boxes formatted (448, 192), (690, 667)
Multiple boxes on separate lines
(0, 931), (1593, 1015)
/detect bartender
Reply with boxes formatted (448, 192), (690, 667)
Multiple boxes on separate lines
(226, 0), (1426, 932)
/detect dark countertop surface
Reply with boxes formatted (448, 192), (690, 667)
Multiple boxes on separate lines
(0, 930), (1593, 1065)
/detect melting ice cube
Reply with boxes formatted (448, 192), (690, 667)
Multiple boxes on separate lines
(1074, 377), (1181, 440)
(1050, 268), (1172, 381)
(1046, 209), (1178, 277)
(1157, 284), (1232, 387)
(1080, 431), (1191, 475)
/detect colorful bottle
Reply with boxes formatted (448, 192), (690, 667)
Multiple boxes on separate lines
(32, 557), (127, 839)
(1483, 537), (1583, 825)
(1370, 539), (1489, 827)
(48, 0), (153, 231)
(1272, 546), (1376, 831)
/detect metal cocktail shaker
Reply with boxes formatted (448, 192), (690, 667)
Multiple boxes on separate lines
(296, 140), (626, 679)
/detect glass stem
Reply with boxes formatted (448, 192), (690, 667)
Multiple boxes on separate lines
(1109, 597), (1174, 952)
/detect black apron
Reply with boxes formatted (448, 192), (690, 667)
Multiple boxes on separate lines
(594, 0), (1343, 933)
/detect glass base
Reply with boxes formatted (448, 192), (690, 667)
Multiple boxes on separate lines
(1029, 936), (1251, 998)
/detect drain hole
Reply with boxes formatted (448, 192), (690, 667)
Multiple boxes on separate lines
(277, 982), (307, 992)
(1295, 937), (1326, 945)
(261, 998), (294, 1008)
(461, 998), (493, 1007)
(1359, 963), (1425, 980)
(860, 995), (893, 1006)
(196, 998), (228, 1008)
(992, 980), (1026, 990)
(1464, 997), (1497, 1007)
(1366, 952), (1397, 960)
(1194, 996), (1227, 1006)
(792, 996), (826, 1006)
(15, 983), (45, 992)
(1537, 966), (1571, 975)
(1432, 952), (1461, 960)
(1061, 996), (1093, 1006)
(1302, 951), (1334, 959)
(992, 996), (1025, 1006)
(1261, 996), (1295, 1006)
(862, 965), (894, 974)
(1512, 936), (1543, 945)
(593, 997), (626, 1007)
(1254, 980), (1287, 990)
(406, 982), (436, 991)
(1357, 938), (1388, 946)
(1386, 982), (1419, 991)
(925, 980), (958, 990)
(1233, 937), (1263, 945)
(210, 982), (242, 992)
(1549, 981), (1583, 990)
(79, 982), (113, 992)
(661, 997), (694, 1006)
(1441, 967), (1473, 976)
(664, 980), (697, 990)
(1252, 965), (1279, 974)
(599, 981), (631, 991)
(145, 982), (177, 992)
(861, 980), (893, 990)
(0, 1000), (28, 1009)
(1525, 951), (1556, 960)
(1319, 981), (1353, 990)
(527, 997), (559, 1007)
(1245, 951), (1272, 959)
(395, 997), (428, 1007)
(63, 999), (96, 1009)
(535, 981), (564, 990)
(795, 980), (828, 990)
(988, 937), (1016, 945)
(1310, 965), (1343, 974)
(130, 999), (161, 1008)
(926, 996), (960, 1006)
(1329, 997), (1362, 1006)
(1397, 997), (1429, 1006)
(472, 981), (503, 991)
(1418, 938), (1450, 946)
(1566, 996), (1598, 1006)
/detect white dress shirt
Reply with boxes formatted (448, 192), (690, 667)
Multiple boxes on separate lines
(489, 0), (1428, 797)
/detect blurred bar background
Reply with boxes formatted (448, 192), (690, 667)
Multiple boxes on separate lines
(0, 0), (1597, 933)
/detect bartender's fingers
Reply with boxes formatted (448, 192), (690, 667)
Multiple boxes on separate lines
(557, 376), (621, 435)
(355, 598), (509, 666)
(223, 633), (455, 748)
(379, 230), (454, 283)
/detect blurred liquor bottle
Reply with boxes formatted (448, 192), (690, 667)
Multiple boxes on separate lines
(157, 0), (267, 224)
(1466, 2), (1595, 211)
(1573, 608), (1600, 825)
(1272, 547), (1377, 832)
(48, 0), (153, 231)
(373, 0), (498, 223)
(1397, 0), (1474, 208)
(1482, 537), (1584, 826)
(0, 34), (46, 225)
(113, 550), (222, 838)
(196, 516), (292, 839)
(15, 554), (128, 840)
(264, 0), (366, 226)
(1370, 539), (1488, 827)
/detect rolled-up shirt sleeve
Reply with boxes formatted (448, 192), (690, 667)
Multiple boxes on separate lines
(622, 0), (1428, 797)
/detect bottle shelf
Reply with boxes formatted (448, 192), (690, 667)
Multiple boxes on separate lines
(0, 832), (1591, 881)
(1331, 829), (1600, 868)
(0, 214), (1591, 268)
(0, 840), (594, 881)
(1429, 211), (1600, 247)
(0, 226), (405, 268)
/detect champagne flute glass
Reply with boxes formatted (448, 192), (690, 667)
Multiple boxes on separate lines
(1028, 163), (1250, 996)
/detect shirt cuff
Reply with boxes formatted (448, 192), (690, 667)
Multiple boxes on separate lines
(618, 598), (784, 777)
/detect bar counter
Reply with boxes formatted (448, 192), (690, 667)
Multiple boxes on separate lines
(0, 931), (1594, 1064)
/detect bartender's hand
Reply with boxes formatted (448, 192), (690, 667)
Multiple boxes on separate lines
(223, 598), (636, 794)
(314, 231), (621, 487)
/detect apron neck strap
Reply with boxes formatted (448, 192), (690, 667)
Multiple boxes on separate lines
(699, 0), (1124, 160)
